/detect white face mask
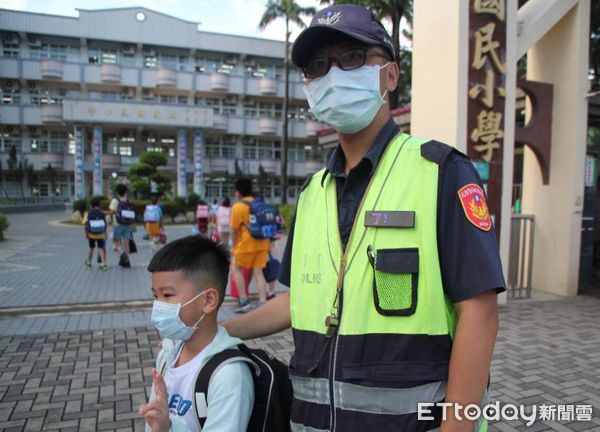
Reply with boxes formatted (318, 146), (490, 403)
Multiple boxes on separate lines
(151, 291), (207, 341)
(303, 63), (390, 134)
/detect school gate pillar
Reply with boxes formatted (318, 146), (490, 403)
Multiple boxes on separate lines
(177, 128), (187, 197)
(521, 0), (591, 297)
(411, 0), (518, 304)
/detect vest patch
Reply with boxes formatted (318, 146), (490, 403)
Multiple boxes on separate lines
(458, 184), (492, 231)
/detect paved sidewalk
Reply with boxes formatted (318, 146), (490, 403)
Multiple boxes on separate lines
(1, 211), (599, 431)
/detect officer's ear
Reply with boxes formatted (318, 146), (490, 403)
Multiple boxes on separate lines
(384, 61), (400, 93)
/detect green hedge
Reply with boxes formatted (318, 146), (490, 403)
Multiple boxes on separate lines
(277, 204), (296, 232)
(73, 196), (109, 213)
(0, 212), (9, 239)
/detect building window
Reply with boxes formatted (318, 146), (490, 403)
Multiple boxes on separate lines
(243, 98), (258, 117)
(30, 43), (70, 61)
(259, 102), (282, 119)
(244, 59), (283, 80)
(30, 88), (67, 105)
(1, 84), (20, 104)
(288, 142), (311, 161)
(160, 94), (176, 104)
(144, 55), (157, 68)
(88, 48), (118, 64)
(68, 133), (75, 154)
(288, 104), (310, 121)
(258, 139), (279, 160)
(195, 97), (237, 116)
(2, 36), (20, 57)
(205, 136), (236, 159)
(0, 132), (22, 153)
(195, 55), (236, 75)
(30, 136), (40, 152)
(242, 137), (257, 159)
(119, 146), (132, 156)
(101, 91), (118, 101)
(120, 89), (134, 100)
(46, 131), (67, 154)
(106, 134), (118, 155)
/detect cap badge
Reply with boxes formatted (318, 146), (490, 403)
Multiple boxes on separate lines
(318, 10), (342, 25)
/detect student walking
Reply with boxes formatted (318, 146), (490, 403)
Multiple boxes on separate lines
(83, 197), (107, 270)
(109, 184), (135, 268)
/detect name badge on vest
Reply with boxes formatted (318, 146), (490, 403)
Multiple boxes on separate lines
(364, 211), (415, 228)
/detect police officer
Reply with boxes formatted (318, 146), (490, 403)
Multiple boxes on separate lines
(224, 4), (505, 431)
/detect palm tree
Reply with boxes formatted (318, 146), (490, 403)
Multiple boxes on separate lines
(259, 0), (315, 204)
(320, 0), (413, 109)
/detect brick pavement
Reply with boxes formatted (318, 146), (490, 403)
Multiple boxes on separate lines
(1, 211), (600, 431)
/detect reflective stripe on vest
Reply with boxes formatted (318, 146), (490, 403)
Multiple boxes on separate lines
(290, 133), (461, 431)
(292, 375), (447, 415)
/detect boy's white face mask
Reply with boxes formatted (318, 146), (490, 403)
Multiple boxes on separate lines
(303, 63), (390, 134)
(151, 291), (206, 340)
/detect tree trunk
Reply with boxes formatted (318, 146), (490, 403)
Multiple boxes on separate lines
(282, 17), (290, 204)
(389, 5), (402, 110)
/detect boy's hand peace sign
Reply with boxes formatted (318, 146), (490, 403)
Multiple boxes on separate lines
(139, 368), (170, 432)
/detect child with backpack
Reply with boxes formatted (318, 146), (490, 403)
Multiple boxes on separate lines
(143, 196), (163, 246)
(140, 236), (291, 432)
(109, 184), (135, 268)
(83, 197), (107, 270)
(141, 236), (254, 431)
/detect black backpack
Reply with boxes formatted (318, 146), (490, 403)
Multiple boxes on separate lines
(195, 344), (292, 432)
(116, 199), (136, 225)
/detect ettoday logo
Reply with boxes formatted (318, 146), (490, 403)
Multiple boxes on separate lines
(418, 402), (594, 425)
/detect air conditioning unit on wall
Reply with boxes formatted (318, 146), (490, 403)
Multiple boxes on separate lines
(2, 34), (19, 45)
(27, 35), (42, 47)
(122, 45), (136, 55)
(4, 81), (20, 91)
(142, 47), (155, 57)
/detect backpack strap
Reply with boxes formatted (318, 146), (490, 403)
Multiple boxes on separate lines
(194, 347), (260, 428)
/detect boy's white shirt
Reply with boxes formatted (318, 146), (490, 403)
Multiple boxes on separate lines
(145, 327), (254, 432)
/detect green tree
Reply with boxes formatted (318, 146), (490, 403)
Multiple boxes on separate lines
(320, 0), (413, 108)
(127, 151), (171, 199)
(259, 0), (316, 204)
(0, 160), (10, 201)
(25, 162), (39, 194)
(256, 163), (271, 198)
(45, 163), (59, 195)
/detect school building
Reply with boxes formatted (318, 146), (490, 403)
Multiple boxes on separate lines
(0, 7), (324, 202)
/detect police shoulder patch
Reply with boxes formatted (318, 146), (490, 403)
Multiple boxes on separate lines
(457, 183), (492, 231)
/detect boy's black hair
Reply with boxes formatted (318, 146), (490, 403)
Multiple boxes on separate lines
(90, 197), (101, 208)
(147, 236), (230, 306)
(151, 196), (159, 205)
(234, 178), (252, 197)
(115, 184), (127, 197)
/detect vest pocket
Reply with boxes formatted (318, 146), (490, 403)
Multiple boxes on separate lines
(370, 248), (419, 316)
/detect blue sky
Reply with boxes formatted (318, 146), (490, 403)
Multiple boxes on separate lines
(1, 0), (327, 41)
